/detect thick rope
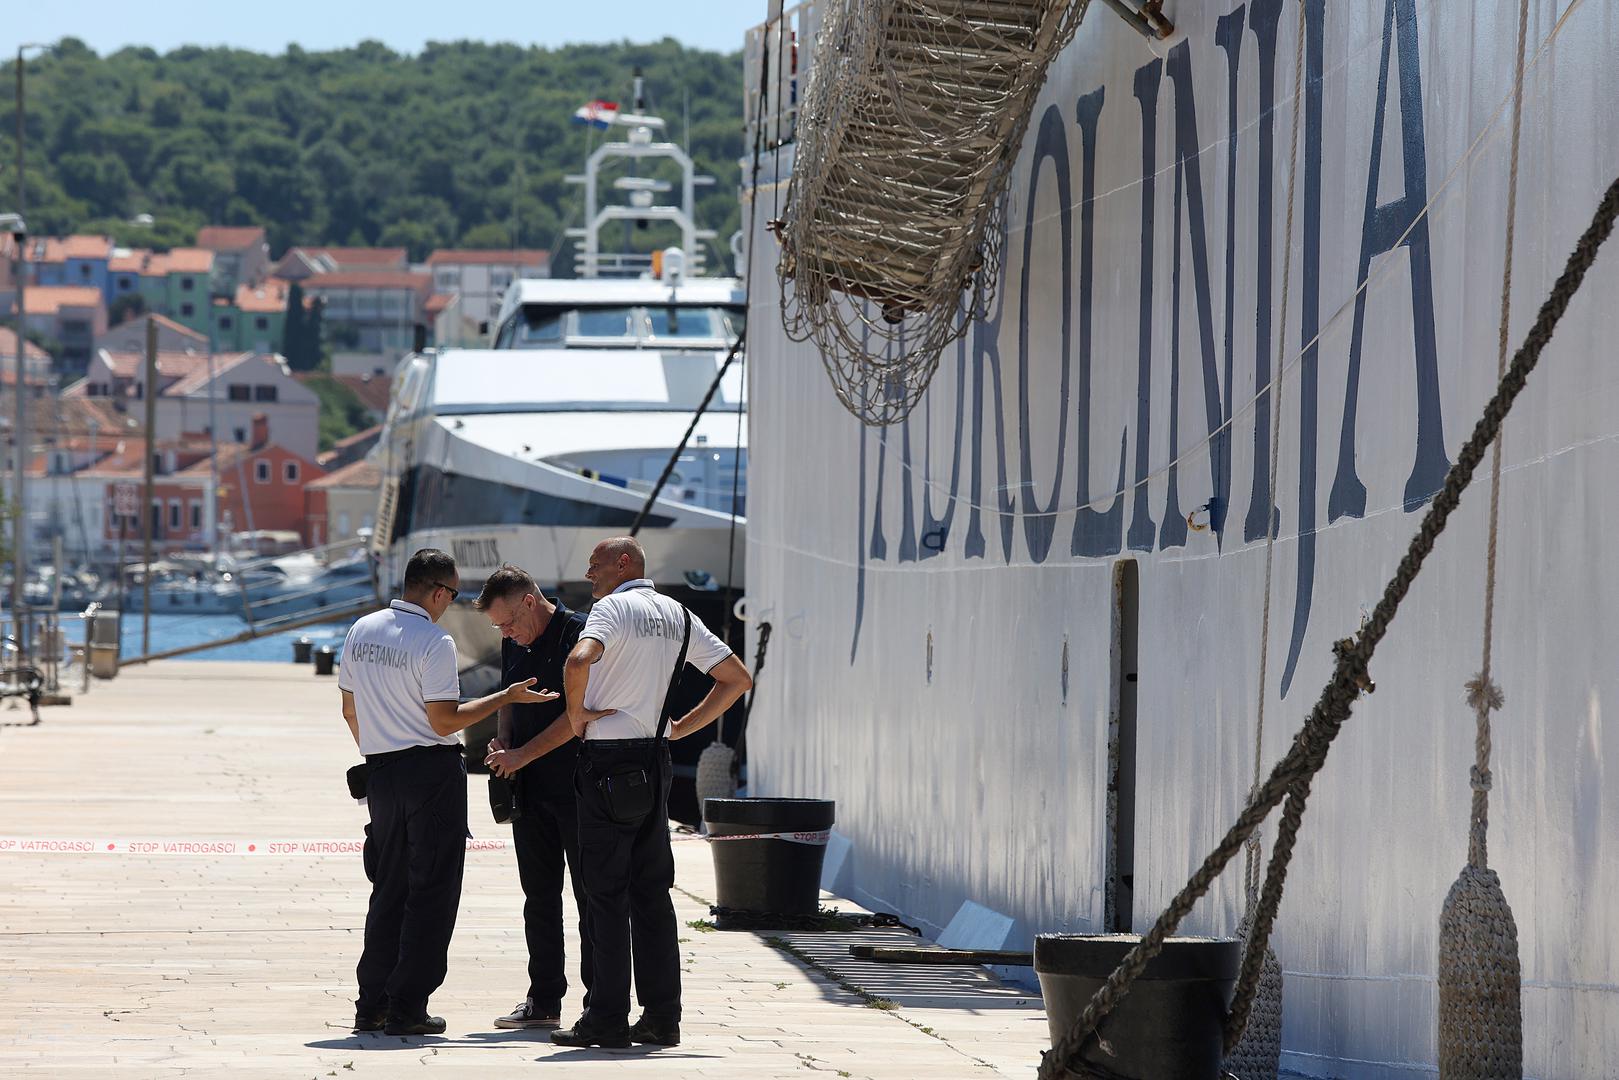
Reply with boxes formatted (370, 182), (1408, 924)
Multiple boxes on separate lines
(1243, 0), (1306, 920)
(1434, 5), (1530, 1075)
(1040, 171), (1619, 1080)
(1465, 0), (1529, 871)
(1227, 8), (1306, 1074)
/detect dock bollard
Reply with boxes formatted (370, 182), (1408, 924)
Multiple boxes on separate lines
(1034, 934), (1240, 1080)
(704, 798), (835, 926)
(313, 646), (336, 676)
(293, 637), (314, 664)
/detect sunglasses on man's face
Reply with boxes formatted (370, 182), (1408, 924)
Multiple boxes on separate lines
(432, 581), (460, 602)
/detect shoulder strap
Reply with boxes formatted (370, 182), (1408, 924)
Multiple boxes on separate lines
(655, 604), (692, 742)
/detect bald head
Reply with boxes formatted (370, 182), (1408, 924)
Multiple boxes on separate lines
(586, 536), (647, 598)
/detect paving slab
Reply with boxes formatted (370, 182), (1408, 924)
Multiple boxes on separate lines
(0, 660), (1049, 1078)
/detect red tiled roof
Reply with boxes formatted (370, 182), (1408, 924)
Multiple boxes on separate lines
(108, 249), (152, 273)
(277, 247), (410, 273)
(24, 286), (104, 314)
(427, 248), (549, 266)
(424, 293), (455, 314)
(195, 226), (266, 251)
(164, 352), (261, 397)
(97, 351), (220, 383)
(304, 271), (431, 292)
(231, 281), (291, 314)
(326, 373), (393, 416)
(34, 235), (116, 263)
(132, 312), (210, 344)
(0, 328), (51, 362)
(144, 248), (214, 276)
(307, 458), (381, 490)
(332, 423), (382, 450)
(310, 247), (407, 266)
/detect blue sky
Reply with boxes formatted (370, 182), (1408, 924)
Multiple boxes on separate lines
(9, 1), (772, 56)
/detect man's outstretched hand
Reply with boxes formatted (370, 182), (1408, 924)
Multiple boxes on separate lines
(502, 677), (560, 706)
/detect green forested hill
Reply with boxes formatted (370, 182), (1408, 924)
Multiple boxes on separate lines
(5, 37), (745, 265)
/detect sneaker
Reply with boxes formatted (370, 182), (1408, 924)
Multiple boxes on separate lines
(549, 1016), (631, 1049)
(629, 1014), (680, 1046)
(384, 1014), (447, 1036)
(352, 1012), (387, 1033)
(494, 998), (562, 1029)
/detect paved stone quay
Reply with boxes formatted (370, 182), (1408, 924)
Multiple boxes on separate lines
(0, 661), (1050, 1078)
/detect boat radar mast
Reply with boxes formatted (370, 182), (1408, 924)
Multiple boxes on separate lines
(565, 70), (717, 279)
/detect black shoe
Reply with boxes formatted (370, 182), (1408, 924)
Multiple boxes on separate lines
(629, 1015), (680, 1046)
(550, 1017), (631, 1049)
(352, 1012), (387, 1033)
(384, 1014), (447, 1036)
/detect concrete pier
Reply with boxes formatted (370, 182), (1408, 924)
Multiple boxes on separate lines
(0, 662), (1048, 1078)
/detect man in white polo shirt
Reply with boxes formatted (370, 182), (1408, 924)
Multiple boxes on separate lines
(340, 548), (556, 1037)
(550, 536), (752, 1050)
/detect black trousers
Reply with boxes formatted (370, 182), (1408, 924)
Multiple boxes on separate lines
(512, 787), (593, 1010)
(355, 744), (467, 1021)
(574, 740), (680, 1026)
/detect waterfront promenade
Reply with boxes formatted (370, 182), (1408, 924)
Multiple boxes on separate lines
(0, 661), (1048, 1078)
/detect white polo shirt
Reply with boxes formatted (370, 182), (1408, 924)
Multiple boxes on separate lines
(579, 578), (732, 740)
(338, 599), (461, 755)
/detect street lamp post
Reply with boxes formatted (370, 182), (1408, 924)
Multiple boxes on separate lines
(2, 211), (23, 635)
(11, 43), (51, 659)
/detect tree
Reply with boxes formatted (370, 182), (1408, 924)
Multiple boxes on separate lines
(282, 282), (308, 368)
(459, 222), (512, 249)
(302, 297), (326, 371)
(9, 39), (745, 261)
(109, 293), (146, 326)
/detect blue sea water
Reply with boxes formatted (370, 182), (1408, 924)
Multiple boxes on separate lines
(48, 613), (355, 663)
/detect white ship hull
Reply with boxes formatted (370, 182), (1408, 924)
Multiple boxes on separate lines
(745, 1), (1619, 1075)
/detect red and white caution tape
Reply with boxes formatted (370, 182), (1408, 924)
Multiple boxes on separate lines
(0, 836), (510, 856)
(702, 829), (831, 846)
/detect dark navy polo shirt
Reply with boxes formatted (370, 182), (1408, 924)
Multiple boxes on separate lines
(501, 599), (586, 804)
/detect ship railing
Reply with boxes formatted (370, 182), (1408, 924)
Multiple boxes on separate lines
(570, 250), (711, 278)
(744, 0), (816, 152)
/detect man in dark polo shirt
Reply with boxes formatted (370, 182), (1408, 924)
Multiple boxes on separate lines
(475, 565), (592, 1030)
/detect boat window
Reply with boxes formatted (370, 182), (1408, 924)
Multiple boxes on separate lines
(574, 306), (637, 338)
(647, 306), (723, 339)
(515, 307), (566, 346)
(722, 306), (746, 338)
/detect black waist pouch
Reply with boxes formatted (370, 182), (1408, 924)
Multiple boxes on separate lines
(346, 762), (370, 801)
(597, 762), (655, 824)
(489, 774), (521, 824)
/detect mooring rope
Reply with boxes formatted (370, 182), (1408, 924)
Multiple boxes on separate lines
(1433, 1), (1531, 1074)
(1040, 170), (1619, 1080)
(1226, 5), (1307, 1074)
(1466, 0), (1530, 874)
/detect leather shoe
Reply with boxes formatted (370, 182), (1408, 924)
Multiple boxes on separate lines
(629, 1015), (680, 1046)
(550, 1017), (631, 1048)
(384, 1014), (447, 1036)
(352, 1012), (386, 1033)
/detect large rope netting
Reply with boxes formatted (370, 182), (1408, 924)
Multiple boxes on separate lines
(778, 0), (1094, 426)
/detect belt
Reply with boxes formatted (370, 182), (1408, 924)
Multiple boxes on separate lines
(366, 742), (460, 765)
(581, 737), (664, 750)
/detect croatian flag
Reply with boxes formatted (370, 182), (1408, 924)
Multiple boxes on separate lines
(572, 100), (619, 129)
